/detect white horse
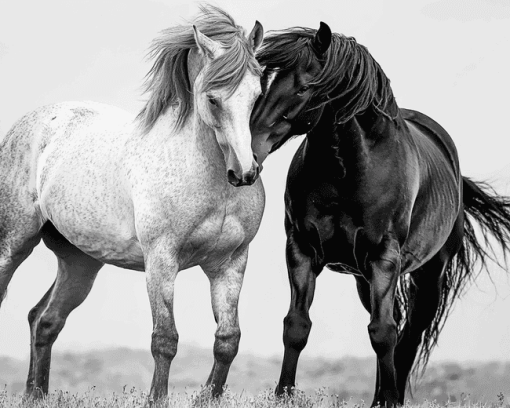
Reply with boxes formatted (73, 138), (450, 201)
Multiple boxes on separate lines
(0, 5), (264, 402)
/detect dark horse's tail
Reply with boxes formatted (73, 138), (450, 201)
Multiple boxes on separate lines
(404, 176), (510, 377)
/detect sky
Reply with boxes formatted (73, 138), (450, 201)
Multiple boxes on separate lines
(0, 0), (509, 370)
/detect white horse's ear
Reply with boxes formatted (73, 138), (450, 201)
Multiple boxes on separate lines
(248, 20), (264, 52)
(193, 25), (221, 59)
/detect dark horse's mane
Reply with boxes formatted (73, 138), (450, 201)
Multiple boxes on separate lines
(257, 28), (397, 125)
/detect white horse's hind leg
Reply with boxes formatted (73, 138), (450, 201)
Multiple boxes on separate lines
(0, 110), (48, 306)
(0, 208), (43, 307)
(0, 233), (41, 307)
(25, 223), (103, 398)
(203, 247), (248, 397)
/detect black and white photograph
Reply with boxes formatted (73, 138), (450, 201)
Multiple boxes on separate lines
(1, 0), (509, 406)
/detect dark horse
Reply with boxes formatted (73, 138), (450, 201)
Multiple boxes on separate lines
(250, 23), (510, 406)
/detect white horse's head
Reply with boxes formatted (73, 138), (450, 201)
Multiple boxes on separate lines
(189, 21), (263, 186)
(138, 6), (264, 186)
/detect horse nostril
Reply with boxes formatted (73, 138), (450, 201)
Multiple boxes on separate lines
(253, 153), (258, 163)
(227, 169), (240, 186)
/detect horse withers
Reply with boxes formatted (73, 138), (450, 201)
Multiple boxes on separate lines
(0, 5), (264, 402)
(251, 23), (510, 406)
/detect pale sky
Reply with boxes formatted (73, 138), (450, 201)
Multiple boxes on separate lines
(0, 0), (509, 369)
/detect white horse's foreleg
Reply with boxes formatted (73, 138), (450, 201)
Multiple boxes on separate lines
(26, 247), (103, 398)
(203, 247), (248, 397)
(146, 246), (179, 404)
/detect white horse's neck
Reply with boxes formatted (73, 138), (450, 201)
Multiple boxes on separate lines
(146, 106), (228, 185)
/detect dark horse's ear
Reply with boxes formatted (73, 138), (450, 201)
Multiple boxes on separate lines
(311, 22), (332, 56)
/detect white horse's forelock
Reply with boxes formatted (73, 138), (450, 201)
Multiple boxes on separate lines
(265, 70), (278, 95)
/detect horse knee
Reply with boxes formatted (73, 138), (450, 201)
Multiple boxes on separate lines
(35, 313), (65, 348)
(213, 326), (241, 365)
(151, 330), (179, 361)
(28, 306), (39, 327)
(283, 312), (312, 352)
(368, 319), (397, 356)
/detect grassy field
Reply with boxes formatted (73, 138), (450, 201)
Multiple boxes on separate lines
(0, 389), (508, 408)
(1, 346), (509, 407)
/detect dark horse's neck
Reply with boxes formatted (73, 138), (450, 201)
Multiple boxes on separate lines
(306, 47), (402, 181)
(307, 102), (402, 182)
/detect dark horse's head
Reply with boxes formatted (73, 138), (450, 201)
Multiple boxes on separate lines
(250, 23), (396, 166)
(250, 23), (332, 164)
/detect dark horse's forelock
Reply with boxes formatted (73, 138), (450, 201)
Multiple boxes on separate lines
(257, 28), (396, 124)
(257, 27), (319, 72)
(137, 4), (262, 133)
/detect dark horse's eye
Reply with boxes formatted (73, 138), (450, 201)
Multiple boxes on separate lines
(297, 85), (310, 96)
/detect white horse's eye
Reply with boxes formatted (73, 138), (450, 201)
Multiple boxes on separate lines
(208, 95), (218, 106)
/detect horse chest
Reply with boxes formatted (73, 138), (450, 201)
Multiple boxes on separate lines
(136, 179), (265, 270)
(298, 201), (359, 268)
(180, 212), (247, 268)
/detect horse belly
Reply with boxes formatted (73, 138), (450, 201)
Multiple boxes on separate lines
(40, 180), (144, 269)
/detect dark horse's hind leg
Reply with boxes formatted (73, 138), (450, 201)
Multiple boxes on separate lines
(394, 215), (463, 404)
(25, 223), (103, 398)
(393, 261), (444, 403)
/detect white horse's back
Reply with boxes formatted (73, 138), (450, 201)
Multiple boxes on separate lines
(1, 101), (143, 267)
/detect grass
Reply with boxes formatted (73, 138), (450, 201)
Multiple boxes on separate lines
(2, 348), (510, 407)
(0, 388), (509, 408)
(3, 348), (510, 403)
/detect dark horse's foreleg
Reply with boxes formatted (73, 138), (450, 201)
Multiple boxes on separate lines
(364, 236), (401, 407)
(276, 234), (320, 395)
(354, 275), (384, 403)
(202, 247), (248, 397)
(26, 224), (103, 398)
